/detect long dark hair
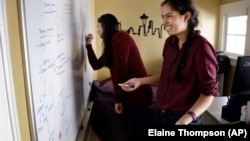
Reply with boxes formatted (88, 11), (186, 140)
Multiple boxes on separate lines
(98, 14), (119, 68)
(161, 0), (199, 82)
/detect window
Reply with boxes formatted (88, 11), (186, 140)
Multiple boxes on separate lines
(219, 0), (250, 65)
(226, 15), (247, 55)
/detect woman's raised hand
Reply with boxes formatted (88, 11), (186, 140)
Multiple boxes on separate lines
(85, 34), (93, 45)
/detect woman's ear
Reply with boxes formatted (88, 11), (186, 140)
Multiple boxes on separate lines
(184, 11), (191, 22)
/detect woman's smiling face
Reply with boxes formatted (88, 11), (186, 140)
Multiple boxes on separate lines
(161, 3), (189, 36)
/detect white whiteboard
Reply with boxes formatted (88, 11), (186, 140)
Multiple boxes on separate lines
(21, 0), (92, 140)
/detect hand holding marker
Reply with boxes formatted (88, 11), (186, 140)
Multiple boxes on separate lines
(118, 83), (134, 88)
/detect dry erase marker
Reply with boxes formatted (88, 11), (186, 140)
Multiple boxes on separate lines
(118, 83), (134, 88)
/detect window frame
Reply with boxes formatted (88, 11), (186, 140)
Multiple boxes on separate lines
(0, 0), (21, 140)
(218, 0), (250, 66)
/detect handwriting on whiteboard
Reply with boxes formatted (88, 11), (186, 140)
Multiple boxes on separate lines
(23, 0), (92, 140)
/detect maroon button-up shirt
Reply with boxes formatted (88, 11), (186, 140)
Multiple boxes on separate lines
(157, 30), (219, 113)
(86, 31), (152, 107)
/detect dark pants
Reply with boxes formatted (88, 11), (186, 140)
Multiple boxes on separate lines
(123, 106), (150, 141)
(152, 109), (202, 125)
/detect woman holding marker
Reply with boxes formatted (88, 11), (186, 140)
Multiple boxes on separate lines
(121, 0), (219, 125)
(85, 13), (152, 141)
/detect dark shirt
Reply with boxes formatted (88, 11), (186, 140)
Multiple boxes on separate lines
(157, 30), (219, 113)
(86, 31), (152, 107)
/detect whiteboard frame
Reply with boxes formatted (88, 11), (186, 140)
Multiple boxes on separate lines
(19, 0), (37, 140)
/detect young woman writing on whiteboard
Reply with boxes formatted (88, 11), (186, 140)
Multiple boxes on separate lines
(121, 0), (219, 125)
(85, 13), (152, 141)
